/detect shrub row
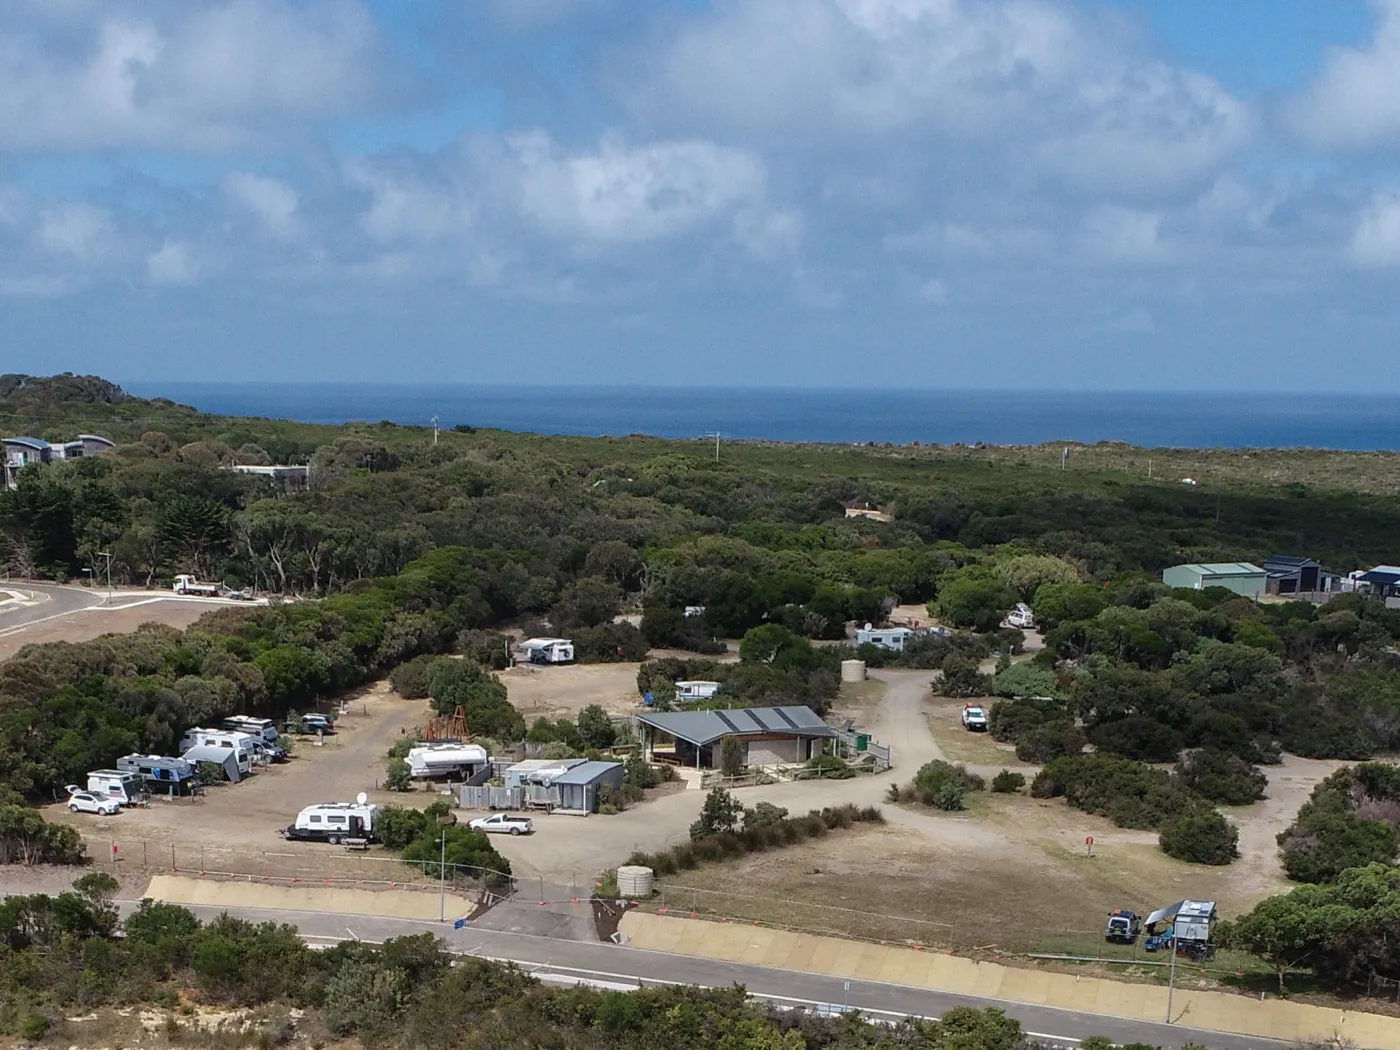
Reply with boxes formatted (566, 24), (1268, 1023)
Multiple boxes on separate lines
(626, 803), (884, 878)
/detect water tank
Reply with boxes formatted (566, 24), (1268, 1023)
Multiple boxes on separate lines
(841, 659), (866, 683)
(616, 865), (654, 898)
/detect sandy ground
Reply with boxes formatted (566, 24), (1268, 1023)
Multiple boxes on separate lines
(498, 661), (645, 718)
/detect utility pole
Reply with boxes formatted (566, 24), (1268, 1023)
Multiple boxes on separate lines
(96, 550), (113, 601)
(439, 830), (447, 921)
(432, 415), (439, 446)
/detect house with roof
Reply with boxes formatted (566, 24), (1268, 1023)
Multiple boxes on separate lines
(633, 705), (836, 769)
(3, 434), (115, 489)
(1161, 562), (1266, 599)
(1350, 566), (1400, 605)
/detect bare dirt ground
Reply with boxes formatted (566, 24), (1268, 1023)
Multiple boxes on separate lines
(498, 661), (644, 718)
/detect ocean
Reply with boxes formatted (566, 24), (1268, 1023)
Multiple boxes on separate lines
(134, 383), (1400, 451)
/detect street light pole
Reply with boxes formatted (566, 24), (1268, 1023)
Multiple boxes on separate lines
(1166, 918), (1179, 1023)
(96, 550), (113, 601)
(436, 813), (454, 923)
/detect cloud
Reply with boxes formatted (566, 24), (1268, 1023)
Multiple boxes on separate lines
(36, 203), (112, 257)
(146, 240), (199, 284)
(1081, 206), (1163, 262)
(0, 274), (76, 298)
(224, 172), (301, 239)
(1290, 0), (1400, 150)
(0, 0), (386, 151)
(1353, 193), (1400, 265)
(503, 132), (768, 243)
(623, 0), (1249, 194)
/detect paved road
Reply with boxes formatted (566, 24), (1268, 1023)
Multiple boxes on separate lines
(114, 899), (1284, 1050)
(0, 581), (103, 636)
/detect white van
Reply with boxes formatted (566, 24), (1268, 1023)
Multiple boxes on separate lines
(86, 769), (143, 806)
(222, 715), (279, 744)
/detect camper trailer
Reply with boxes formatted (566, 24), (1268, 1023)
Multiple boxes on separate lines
(282, 794), (378, 844)
(675, 680), (721, 703)
(179, 728), (274, 765)
(407, 743), (490, 779)
(182, 743), (249, 782)
(222, 716), (279, 744)
(86, 769), (144, 806)
(117, 754), (194, 790)
(519, 638), (575, 665)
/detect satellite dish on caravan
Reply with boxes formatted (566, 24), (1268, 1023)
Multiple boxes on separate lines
(864, 623), (873, 631)
(356, 791), (368, 805)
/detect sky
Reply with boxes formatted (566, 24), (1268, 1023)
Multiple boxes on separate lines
(2, 0), (1400, 391)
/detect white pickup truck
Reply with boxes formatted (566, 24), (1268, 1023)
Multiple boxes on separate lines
(469, 813), (534, 836)
(961, 704), (988, 732)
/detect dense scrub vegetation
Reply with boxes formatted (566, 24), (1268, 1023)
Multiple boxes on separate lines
(4, 883), (1076, 1050)
(1275, 764), (1400, 884)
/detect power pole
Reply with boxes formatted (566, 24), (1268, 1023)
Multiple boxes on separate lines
(432, 415), (439, 447)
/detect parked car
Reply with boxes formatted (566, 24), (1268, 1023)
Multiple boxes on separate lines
(301, 714), (335, 734)
(66, 788), (122, 816)
(469, 813), (534, 836)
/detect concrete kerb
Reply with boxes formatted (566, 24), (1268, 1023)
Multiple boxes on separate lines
(618, 911), (1400, 1050)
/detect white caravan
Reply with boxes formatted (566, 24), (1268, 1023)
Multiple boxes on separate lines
(86, 769), (144, 805)
(282, 794), (378, 844)
(407, 743), (490, 779)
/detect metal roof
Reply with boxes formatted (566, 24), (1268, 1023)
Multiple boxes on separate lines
(1173, 562), (1264, 576)
(1264, 555), (1318, 570)
(3, 436), (50, 450)
(635, 706), (836, 747)
(549, 760), (624, 785)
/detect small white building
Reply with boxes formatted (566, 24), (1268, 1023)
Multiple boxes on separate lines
(519, 637), (574, 664)
(675, 680), (721, 703)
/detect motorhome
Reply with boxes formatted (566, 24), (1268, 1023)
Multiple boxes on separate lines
(407, 743), (490, 779)
(222, 716), (279, 743)
(86, 769), (143, 805)
(117, 754), (194, 789)
(1003, 603), (1036, 630)
(282, 794), (378, 844)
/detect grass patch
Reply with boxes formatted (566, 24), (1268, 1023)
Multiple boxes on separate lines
(928, 714), (1025, 766)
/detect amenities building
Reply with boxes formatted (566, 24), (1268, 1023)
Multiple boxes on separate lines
(1161, 562), (1266, 598)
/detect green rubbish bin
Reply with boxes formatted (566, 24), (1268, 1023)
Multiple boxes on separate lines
(855, 733), (870, 752)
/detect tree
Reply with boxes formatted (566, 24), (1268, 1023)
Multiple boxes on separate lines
(990, 662), (1061, 699)
(936, 655), (989, 698)
(159, 494), (231, 578)
(991, 770), (1025, 793)
(577, 704), (617, 749)
(1159, 805), (1238, 865)
(425, 659), (523, 741)
(1175, 749), (1267, 805)
(1279, 812), (1397, 884)
(552, 576), (622, 630)
(689, 787), (743, 840)
(1032, 582), (1109, 629)
(738, 623), (816, 671)
(995, 554), (1081, 602)
(720, 735), (745, 776)
(936, 571), (1017, 633)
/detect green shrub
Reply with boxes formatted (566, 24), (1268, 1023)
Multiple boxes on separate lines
(1159, 805), (1239, 865)
(19, 1013), (49, 1040)
(385, 758), (412, 792)
(935, 655), (990, 698)
(389, 654), (435, 699)
(1013, 724), (1085, 763)
(1088, 717), (1184, 763)
(744, 802), (788, 828)
(932, 783), (966, 811)
(990, 770), (1025, 793)
(804, 754), (854, 779)
(1174, 749), (1267, 805)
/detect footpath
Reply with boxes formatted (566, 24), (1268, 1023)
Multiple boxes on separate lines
(618, 912), (1400, 1049)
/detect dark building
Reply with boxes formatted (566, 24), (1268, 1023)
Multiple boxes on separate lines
(1264, 556), (1338, 596)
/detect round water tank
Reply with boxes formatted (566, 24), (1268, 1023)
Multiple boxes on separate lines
(841, 659), (866, 683)
(616, 865), (654, 898)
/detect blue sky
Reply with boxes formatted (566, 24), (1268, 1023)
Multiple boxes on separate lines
(2, 0), (1400, 390)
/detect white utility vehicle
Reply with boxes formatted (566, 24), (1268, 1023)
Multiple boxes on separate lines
(961, 704), (989, 732)
(172, 574), (221, 596)
(66, 788), (122, 816)
(469, 813), (534, 836)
